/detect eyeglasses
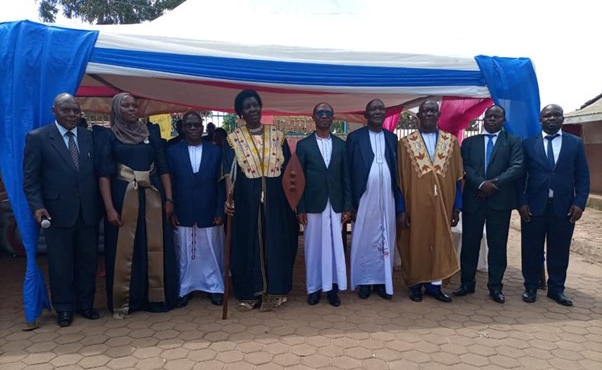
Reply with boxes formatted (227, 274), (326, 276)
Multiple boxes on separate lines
(315, 110), (334, 118)
(183, 122), (203, 128)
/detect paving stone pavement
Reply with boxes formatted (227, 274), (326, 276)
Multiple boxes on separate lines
(1, 212), (601, 370)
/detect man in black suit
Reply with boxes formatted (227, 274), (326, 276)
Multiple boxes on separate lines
(519, 104), (590, 306)
(296, 102), (352, 307)
(454, 105), (523, 303)
(23, 93), (101, 327)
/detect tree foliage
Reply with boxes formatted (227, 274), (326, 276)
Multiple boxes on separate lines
(397, 111), (418, 130)
(222, 114), (238, 133)
(37, 0), (186, 24)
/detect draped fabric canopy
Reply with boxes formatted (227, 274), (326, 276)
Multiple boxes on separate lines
(0, 0), (540, 324)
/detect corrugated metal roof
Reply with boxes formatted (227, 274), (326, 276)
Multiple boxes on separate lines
(564, 94), (602, 124)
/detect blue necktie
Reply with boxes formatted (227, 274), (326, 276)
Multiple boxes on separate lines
(545, 134), (559, 169)
(484, 134), (495, 175)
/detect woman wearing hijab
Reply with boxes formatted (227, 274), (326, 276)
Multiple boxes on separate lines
(98, 93), (179, 318)
(223, 89), (298, 311)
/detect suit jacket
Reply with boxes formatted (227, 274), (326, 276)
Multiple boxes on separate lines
(461, 130), (524, 213)
(346, 126), (405, 213)
(167, 141), (225, 228)
(518, 132), (590, 217)
(23, 123), (99, 228)
(296, 133), (352, 214)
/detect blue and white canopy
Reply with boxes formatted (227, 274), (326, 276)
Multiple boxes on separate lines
(0, 0), (541, 324)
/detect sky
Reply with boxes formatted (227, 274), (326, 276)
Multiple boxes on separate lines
(2, 0), (600, 112)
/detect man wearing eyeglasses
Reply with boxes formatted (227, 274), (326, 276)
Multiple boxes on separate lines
(346, 99), (406, 301)
(296, 102), (352, 307)
(167, 111), (226, 308)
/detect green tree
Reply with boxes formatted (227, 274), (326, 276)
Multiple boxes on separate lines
(397, 111), (418, 130)
(37, 0), (186, 24)
(222, 114), (238, 133)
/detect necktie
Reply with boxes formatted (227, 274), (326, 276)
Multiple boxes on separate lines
(484, 134), (495, 175)
(66, 131), (80, 170)
(545, 134), (559, 169)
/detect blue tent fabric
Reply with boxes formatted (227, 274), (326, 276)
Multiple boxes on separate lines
(90, 47), (487, 88)
(0, 20), (98, 324)
(475, 56), (541, 139)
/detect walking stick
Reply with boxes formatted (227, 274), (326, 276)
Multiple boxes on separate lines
(221, 189), (233, 320)
(222, 160), (236, 320)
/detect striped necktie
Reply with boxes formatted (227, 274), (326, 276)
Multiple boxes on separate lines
(66, 131), (79, 170)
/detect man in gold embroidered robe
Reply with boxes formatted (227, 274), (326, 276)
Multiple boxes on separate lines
(397, 100), (464, 303)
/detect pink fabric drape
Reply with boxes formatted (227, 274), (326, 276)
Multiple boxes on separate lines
(438, 97), (493, 144)
(383, 105), (404, 132)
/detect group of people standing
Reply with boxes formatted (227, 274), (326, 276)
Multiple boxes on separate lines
(22, 88), (589, 328)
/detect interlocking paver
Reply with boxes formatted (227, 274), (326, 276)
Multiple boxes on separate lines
(300, 354), (330, 368)
(135, 357), (166, 370)
(1, 211), (601, 369)
(273, 352), (301, 366)
(77, 354), (110, 368)
(164, 358), (194, 370)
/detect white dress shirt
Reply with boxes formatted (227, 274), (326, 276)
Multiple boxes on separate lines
(542, 129), (562, 198)
(421, 132), (437, 162)
(54, 121), (79, 151)
(315, 134), (332, 168)
(188, 144), (203, 173)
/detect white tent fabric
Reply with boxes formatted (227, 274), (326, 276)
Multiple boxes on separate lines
(73, 0), (492, 116)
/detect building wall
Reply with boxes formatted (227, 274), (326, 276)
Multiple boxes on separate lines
(582, 121), (602, 194)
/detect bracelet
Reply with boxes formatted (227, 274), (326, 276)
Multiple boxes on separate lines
(165, 198), (174, 204)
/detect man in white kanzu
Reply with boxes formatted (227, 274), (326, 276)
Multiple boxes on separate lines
(296, 102), (352, 306)
(346, 99), (406, 300)
(167, 111), (226, 307)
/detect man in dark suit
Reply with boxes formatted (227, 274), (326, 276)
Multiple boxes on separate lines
(296, 102), (352, 307)
(23, 93), (100, 327)
(518, 104), (590, 306)
(346, 99), (405, 300)
(167, 111), (226, 307)
(454, 105), (523, 303)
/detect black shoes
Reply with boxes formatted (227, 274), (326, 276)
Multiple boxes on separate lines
(489, 291), (505, 304)
(522, 289), (537, 303)
(453, 285), (475, 297)
(374, 285), (392, 300)
(326, 290), (341, 307)
(176, 293), (193, 308)
(425, 288), (452, 303)
(409, 287), (423, 302)
(209, 293), (224, 306)
(57, 311), (73, 327)
(358, 285), (371, 299)
(307, 291), (321, 305)
(547, 292), (573, 306)
(77, 308), (100, 320)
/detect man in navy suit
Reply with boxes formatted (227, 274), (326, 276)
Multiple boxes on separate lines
(519, 104), (590, 306)
(23, 93), (101, 327)
(454, 105), (523, 303)
(167, 111), (226, 307)
(296, 102), (352, 307)
(346, 99), (405, 300)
